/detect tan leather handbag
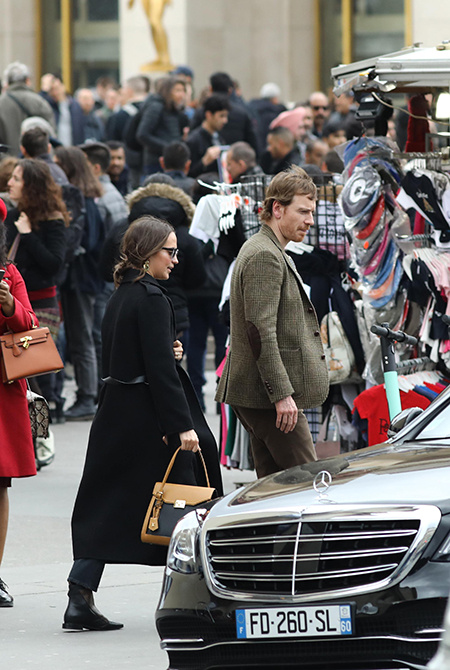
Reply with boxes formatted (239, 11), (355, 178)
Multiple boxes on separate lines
(141, 447), (217, 546)
(0, 323), (64, 384)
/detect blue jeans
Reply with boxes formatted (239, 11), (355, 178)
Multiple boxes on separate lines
(186, 297), (228, 410)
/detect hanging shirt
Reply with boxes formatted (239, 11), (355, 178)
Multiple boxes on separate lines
(353, 384), (431, 446)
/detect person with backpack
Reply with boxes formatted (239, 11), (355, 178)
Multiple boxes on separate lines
(0, 61), (55, 158)
(54, 147), (105, 421)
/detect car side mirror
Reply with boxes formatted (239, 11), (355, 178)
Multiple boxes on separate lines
(387, 407), (424, 438)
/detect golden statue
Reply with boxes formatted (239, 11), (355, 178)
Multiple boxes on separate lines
(128, 0), (174, 72)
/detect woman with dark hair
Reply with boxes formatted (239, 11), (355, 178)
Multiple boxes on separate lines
(136, 76), (189, 176)
(53, 146), (105, 420)
(6, 159), (68, 421)
(54, 146), (103, 201)
(63, 215), (222, 631)
(0, 197), (39, 607)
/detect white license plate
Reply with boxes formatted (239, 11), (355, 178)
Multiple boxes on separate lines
(236, 604), (353, 639)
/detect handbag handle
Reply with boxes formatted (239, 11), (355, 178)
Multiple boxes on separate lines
(161, 447), (211, 488)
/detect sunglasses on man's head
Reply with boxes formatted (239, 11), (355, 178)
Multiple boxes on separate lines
(162, 247), (179, 259)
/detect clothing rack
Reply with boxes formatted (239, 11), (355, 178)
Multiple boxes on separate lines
(394, 149), (450, 172)
(309, 179), (349, 261)
(396, 356), (436, 373)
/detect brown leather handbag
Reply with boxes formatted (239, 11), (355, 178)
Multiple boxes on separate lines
(0, 321), (64, 384)
(141, 447), (217, 546)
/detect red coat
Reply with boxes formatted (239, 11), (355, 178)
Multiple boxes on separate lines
(0, 263), (38, 478)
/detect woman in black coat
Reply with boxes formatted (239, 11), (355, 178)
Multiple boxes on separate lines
(63, 216), (222, 631)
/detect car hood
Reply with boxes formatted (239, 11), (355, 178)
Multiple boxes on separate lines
(213, 442), (450, 518)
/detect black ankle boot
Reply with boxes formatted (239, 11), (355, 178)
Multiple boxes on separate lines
(62, 582), (123, 631)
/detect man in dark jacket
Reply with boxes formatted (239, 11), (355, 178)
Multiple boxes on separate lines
(226, 141), (263, 183)
(39, 73), (85, 146)
(107, 75), (150, 188)
(186, 95), (230, 178)
(159, 141), (195, 196)
(260, 126), (302, 175)
(136, 77), (189, 176)
(0, 61), (55, 156)
(75, 89), (104, 143)
(20, 127), (68, 185)
(248, 82), (286, 155)
(190, 72), (259, 157)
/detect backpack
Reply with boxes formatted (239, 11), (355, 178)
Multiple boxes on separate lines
(61, 184), (85, 264)
(55, 184), (85, 287)
(68, 197), (106, 293)
(320, 311), (357, 385)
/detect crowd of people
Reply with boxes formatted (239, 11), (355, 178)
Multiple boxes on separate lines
(0, 57), (365, 621)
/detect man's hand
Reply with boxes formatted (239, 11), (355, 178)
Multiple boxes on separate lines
(275, 396), (298, 433)
(202, 146), (221, 167)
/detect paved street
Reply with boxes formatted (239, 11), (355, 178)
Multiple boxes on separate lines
(1, 371), (255, 669)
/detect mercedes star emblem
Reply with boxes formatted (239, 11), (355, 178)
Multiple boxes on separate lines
(313, 470), (332, 494)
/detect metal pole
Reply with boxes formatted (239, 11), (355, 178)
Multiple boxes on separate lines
(61, 0), (73, 93)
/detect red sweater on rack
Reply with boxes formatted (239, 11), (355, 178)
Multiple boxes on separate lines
(353, 385), (431, 446)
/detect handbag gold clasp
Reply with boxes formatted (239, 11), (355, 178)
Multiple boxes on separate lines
(20, 336), (32, 349)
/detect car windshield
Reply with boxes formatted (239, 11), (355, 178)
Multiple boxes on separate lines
(413, 397), (450, 440)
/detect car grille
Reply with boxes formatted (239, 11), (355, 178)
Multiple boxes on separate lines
(206, 516), (422, 597)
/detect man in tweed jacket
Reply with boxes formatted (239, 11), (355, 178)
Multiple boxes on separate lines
(216, 166), (329, 477)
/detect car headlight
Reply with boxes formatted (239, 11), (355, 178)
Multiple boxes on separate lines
(167, 508), (208, 574)
(433, 534), (450, 562)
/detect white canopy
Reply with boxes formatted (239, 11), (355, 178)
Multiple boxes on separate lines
(332, 42), (450, 95)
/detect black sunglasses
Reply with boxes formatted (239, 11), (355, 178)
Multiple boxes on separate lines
(162, 247), (179, 259)
(312, 105), (329, 111)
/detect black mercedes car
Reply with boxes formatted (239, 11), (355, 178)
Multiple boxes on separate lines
(156, 385), (450, 670)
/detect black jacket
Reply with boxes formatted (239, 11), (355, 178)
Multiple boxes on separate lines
(186, 126), (222, 178)
(260, 147), (302, 175)
(164, 170), (195, 196)
(248, 98), (286, 153)
(136, 94), (188, 169)
(191, 101), (259, 156)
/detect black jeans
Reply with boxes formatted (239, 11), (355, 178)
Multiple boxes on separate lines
(68, 559), (105, 592)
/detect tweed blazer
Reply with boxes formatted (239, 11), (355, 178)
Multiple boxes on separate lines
(215, 224), (329, 409)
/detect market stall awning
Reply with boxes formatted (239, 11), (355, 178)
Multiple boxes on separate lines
(332, 43), (450, 95)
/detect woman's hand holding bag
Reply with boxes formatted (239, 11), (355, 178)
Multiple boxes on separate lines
(141, 446), (217, 545)
(0, 276), (15, 317)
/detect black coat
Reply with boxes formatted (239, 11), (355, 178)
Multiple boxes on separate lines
(136, 94), (188, 168)
(186, 126), (223, 178)
(191, 101), (259, 156)
(71, 271), (222, 566)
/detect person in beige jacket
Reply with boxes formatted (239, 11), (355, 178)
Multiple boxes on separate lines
(216, 166), (329, 478)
